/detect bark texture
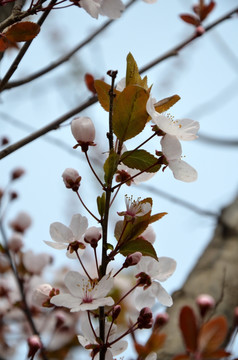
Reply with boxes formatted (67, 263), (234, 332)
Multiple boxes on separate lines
(158, 197), (238, 359)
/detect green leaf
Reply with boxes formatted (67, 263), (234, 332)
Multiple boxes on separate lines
(106, 243), (114, 251)
(120, 238), (158, 260)
(94, 80), (120, 112)
(112, 85), (149, 143)
(97, 193), (106, 217)
(103, 149), (119, 185)
(126, 53), (148, 89)
(121, 149), (161, 173)
(154, 94), (180, 113)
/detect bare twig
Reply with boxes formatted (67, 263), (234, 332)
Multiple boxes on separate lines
(4, 0), (137, 90)
(0, 7), (237, 160)
(0, 0), (57, 92)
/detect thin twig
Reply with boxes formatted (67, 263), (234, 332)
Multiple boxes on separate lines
(0, 0), (57, 92)
(4, 0), (137, 90)
(0, 221), (49, 360)
(0, 7), (237, 160)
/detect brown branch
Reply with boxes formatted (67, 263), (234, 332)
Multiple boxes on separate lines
(4, 0), (137, 90)
(0, 0), (57, 92)
(0, 6), (237, 160)
(0, 0), (47, 32)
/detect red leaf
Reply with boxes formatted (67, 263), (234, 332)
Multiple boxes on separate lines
(204, 349), (231, 358)
(84, 73), (96, 94)
(200, 1), (216, 21)
(179, 306), (198, 352)
(0, 34), (9, 51)
(198, 316), (228, 354)
(172, 355), (190, 360)
(4, 21), (40, 42)
(180, 14), (200, 26)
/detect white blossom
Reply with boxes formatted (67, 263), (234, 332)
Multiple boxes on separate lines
(161, 134), (197, 182)
(79, 0), (125, 19)
(45, 214), (88, 257)
(71, 117), (95, 144)
(135, 256), (176, 309)
(50, 271), (114, 312)
(146, 96), (199, 141)
(23, 250), (51, 274)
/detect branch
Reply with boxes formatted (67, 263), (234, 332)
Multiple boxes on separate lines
(0, 0), (57, 92)
(0, 6), (237, 160)
(3, 0), (137, 90)
(199, 133), (238, 147)
(0, 0), (47, 32)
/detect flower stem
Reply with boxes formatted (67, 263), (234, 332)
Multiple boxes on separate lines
(85, 151), (104, 188)
(76, 191), (100, 222)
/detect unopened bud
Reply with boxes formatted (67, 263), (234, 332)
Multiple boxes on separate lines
(71, 117), (96, 152)
(62, 168), (81, 191)
(153, 313), (169, 331)
(112, 305), (121, 320)
(84, 227), (101, 248)
(32, 284), (53, 307)
(1, 136), (9, 146)
(136, 272), (152, 288)
(8, 232), (24, 252)
(9, 191), (18, 201)
(9, 211), (32, 233)
(196, 294), (215, 317)
(55, 310), (67, 328)
(137, 307), (153, 329)
(11, 167), (25, 180)
(123, 252), (142, 268)
(196, 25), (205, 36)
(27, 335), (41, 359)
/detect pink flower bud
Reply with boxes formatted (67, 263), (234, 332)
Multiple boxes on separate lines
(9, 211), (32, 233)
(8, 232), (24, 252)
(62, 168), (81, 191)
(196, 25), (205, 36)
(196, 294), (215, 317)
(11, 167), (25, 180)
(27, 335), (42, 359)
(84, 227), (101, 248)
(112, 305), (121, 320)
(71, 117), (96, 152)
(138, 307), (153, 329)
(32, 284), (53, 307)
(124, 252), (142, 268)
(1, 136), (9, 146)
(153, 313), (169, 331)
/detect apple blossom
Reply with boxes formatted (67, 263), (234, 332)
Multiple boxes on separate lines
(77, 313), (128, 360)
(71, 116), (96, 151)
(50, 271), (114, 312)
(161, 134), (197, 182)
(146, 96), (199, 141)
(45, 214), (88, 257)
(135, 256), (176, 309)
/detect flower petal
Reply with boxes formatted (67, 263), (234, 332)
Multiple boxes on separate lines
(64, 271), (85, 298)
(100, 0), (125, 19)
(161, 134), (182, 160)
(151, 282), (173, 307)
(44, 241), (67, 250)
(50, 222), (73, 244)
(169, 159), (198, 182)
(135, 287), (156, 310)
(69, 214), (88, 240)
(50, 293), (80, 309)
(155, 257), (177, 281)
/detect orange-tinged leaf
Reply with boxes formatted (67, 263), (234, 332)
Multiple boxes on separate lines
(180, 306), (198, 352)
(198, 316), (228, 354)
(203, 349), (231, 358)
(94, 80), (120, 112)
(154, 94), (180, 113)
(200, 1), (216, 21)
(4, 21), (40, 42)
(85, 73), (96, 94)
(126, 52), (148, 90)
(0, 34), (10, 51)
(146, 332), (166, 351)
(149, 212), (167, 224)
